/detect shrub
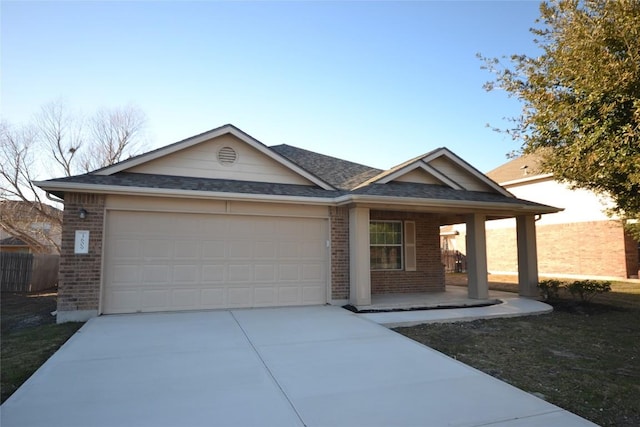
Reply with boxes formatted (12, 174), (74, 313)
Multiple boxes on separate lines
(538, 279), (564, 301)
(565, 280), (612, 302)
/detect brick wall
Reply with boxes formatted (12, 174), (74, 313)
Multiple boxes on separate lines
(486, 220), (632, 278)
(58, 193), (105, 313)
(624, 231), (640, 278)
(330, 207), (349, 300)
(370, 211), (444, 294)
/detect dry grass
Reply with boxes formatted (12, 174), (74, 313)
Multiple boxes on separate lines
(395, 274), (640, 426)
(1, 291), (83, 403)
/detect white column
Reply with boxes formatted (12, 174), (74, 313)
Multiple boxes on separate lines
(466, 213), (488, 299)
(517, 215), (539, 297)
(349, 207), (371, 306)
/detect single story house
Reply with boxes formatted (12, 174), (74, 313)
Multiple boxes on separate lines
(35, 124), (559, 323)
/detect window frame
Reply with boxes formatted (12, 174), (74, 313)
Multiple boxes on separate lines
(369, 220), (404, 271)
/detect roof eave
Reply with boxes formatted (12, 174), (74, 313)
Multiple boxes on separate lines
(32, 181), (337, 206)
(335, 194), (562, 215)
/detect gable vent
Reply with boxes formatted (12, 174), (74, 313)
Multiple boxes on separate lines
(217, 147), (238, 165)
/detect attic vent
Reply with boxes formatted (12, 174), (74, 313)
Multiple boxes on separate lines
(217, 147), (237, 165)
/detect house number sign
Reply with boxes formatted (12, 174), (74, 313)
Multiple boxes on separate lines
(75, 230), (90, 254)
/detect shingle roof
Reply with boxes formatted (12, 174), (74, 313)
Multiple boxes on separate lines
(36, 140), (560, 214)
(270, 144), (381, 190)
(45, 172), (345, 198)
(350, 182), (551, 208)
(486, 153), (546, 184)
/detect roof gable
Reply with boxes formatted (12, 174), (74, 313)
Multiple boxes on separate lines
(356, 148), (511, 197)
(95, 124), (335, 190)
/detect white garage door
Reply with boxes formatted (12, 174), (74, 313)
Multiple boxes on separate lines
(103, 211), (328, 314)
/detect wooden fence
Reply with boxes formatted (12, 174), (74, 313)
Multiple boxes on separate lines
(1, 252), (59, 292)
(441, 249), (467, 273)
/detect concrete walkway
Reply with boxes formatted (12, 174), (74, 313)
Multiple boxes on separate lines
(1, 306), (594, 427)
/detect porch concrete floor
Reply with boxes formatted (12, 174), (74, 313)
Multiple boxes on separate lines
(358, 287), (553, 327)
(363, 286), (508, 311)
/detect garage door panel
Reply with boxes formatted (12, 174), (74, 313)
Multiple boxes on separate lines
(143, 265), (170, 283)
(171, 290), (199, 308)
(303, 286), (324, 303)
(201, 289), (225, 307)
(278, 286), (301, 304)
(254, 241), (276, 258)
(141, 290), (169, 310)
(111, 239), (140, 258)
(202, 241), (225, 259)
(143, 240), (171, 259)
(104, 212), (328, 314)
(254, 287), (277, 305)
(173, 265), (200, 283)
(108, 290), (142, 313)
(254, 265), (275, 281)
(228, 241), (252, 258)
(202, 265), (225, 282)
(302, 264), (324, 281)
(279, 242), (299, 258)
(113, 265), (140, 284)
(302, 241), (324, 258)
(279, 264), (299, 281)
(174, 241), (199, 259)
(228, 265), (253, 282)
(228, 287), (252, 305)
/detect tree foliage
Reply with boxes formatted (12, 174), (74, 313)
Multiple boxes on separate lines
(0, 100), (148, 252)
(481, 0), (640, 238)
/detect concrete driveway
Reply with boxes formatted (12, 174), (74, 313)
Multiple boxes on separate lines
(2, 306), (594, 427)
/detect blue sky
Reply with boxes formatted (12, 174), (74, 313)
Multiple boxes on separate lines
(2, 1), (542, 175)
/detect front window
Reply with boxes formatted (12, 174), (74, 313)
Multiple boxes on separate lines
(370, 221), (402, 270)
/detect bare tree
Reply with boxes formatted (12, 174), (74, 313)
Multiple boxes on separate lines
(35, 99), (84, 177)
(81, 104), (147, 172)
(0, 101), (148, 253)
(0, 121), (62, 252)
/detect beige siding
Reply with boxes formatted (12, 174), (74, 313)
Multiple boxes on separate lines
(128, 134), (313, 185)
(106, 196), (328, 218)
(428, 157), (494, 192)
(392, 168), (443, 185)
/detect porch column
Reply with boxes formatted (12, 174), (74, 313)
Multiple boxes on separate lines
(466, 213), (488, 299)
(349, 207), (371, 306)
(516, 215), (539, 297)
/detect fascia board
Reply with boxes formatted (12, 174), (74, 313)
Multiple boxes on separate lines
(334, 194), (562, 214)
(500, 173), (554, 188)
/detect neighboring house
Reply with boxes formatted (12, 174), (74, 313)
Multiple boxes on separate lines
(0, 201), (62, 254)
(445, 154), (639, 280)
(35, 124), (559, 322)
(0, 236), (30, 253)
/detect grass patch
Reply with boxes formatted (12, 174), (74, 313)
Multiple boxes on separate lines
(397, 276), (640, 426)
(1, 291), (83, 403)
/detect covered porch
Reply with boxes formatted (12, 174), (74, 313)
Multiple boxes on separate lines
(346, 202), (551, 308)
